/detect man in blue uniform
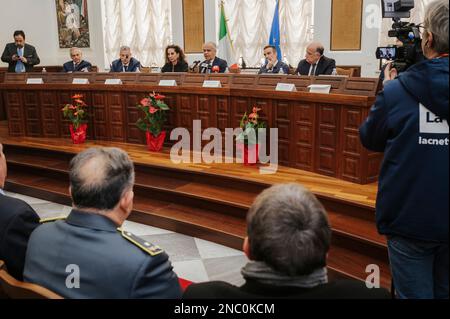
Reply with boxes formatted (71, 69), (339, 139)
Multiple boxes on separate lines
(24, 147), (181, 298)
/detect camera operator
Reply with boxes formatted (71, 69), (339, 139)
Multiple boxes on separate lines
(360, 0), (448, 299)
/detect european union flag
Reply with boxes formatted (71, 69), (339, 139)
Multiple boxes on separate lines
(269, 0), (282, 59)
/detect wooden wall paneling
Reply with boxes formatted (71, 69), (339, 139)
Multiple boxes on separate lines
(312, 76), (346, 93)
(340, 106), (364, 183)
(125, 92), (145, 145)
(316, 104), (340, 177)
(107, 92), (126, 142)
(274, 100), (292, 166)
(292, 102), (316, 171)
(138, 74), (161, 85)
(91, 92), (109, 141)
(177, 94), (197, 134)
(208, 74), (232, 87)
(285, 76), (312, 92)
(40, 91), (60, 138)
(183, 0), (205, 53)
(331, 0), (363, 51)
(256, 75), (287, 90)
(23, 91), (42, 137)
(57, 91), (73, 138)
(4, 90), (24, 136)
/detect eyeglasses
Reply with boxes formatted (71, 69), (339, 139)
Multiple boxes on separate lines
(417, 23), (426, 36)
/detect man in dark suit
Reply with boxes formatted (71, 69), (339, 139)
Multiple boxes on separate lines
(199, 42), (228, 73)
(1, 30), (40, 73)
(24, 147), (181, 298)
(0, 143), (40, 280)
(296, 42), (336, 76)
(63, 47), (92, 73)
(110, 46), (141, 72)
(258, 45), (290, 74)
(184, 184), (391, 299)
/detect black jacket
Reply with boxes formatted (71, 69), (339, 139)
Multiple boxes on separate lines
(0, 194), (40, 280)
(296, 56), (336, 76)
(1, 43), (40, 72)
(199, 57), (228, 73)
(183, 279), (391, 299)
(161, 61), (189, 73)
(63, 60), (92, 72)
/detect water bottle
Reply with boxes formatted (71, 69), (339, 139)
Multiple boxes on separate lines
(42, 67), (47, 73)
(331, 68), (337, 76)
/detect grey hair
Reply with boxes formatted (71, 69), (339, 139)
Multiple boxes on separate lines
(69, 147), (135, 211)
(247, 183), (331, 276)
(424, 0), (449, 54)
(203, 42), (217, 50)
(69, 47), (82, 55)
(120, 45), (131, 52)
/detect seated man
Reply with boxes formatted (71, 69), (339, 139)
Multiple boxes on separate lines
(296, 42), (336, 76)
(63, 47), (92, 73)
(24, 147), (181, 298)
(258, 45), (289, 74)
(1, 30), (40, 73)
(184, 183), (391, 299)
(0, 143), (40, 280)
(199, 42), (228, 73)
(110, 46), (141, 73)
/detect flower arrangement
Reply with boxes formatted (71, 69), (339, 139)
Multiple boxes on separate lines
(237, 107), (266, 145)
(61, 94), (88, 130)
(136, 92), (170, 138)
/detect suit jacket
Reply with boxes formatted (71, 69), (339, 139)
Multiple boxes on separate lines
(258, 60), (290, 74)
(24, 209), (182, 299)
(63, 60), (92, 73)
(296, 56), (336, 76)
(199, 57), (228, 74)
(161, 61), (189, 73)
(1, 43), (41, 73)
(183, 279), (391, 299)
(110, 57), (141, 73)
(0, 194), (40, 280)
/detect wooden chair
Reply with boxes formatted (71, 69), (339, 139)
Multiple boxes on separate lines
(0, 260), (63, 299)
(336, 67), (355, 77)
(140, 66), (151, 73)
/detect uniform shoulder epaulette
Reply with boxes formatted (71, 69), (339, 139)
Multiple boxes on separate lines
(39, 216), (67, 224)
(119, 229), (164, 256)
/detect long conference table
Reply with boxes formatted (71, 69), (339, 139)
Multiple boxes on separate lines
(0, 72), (382, 184)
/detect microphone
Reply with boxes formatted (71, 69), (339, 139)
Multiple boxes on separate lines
(212, 65), (220, 73)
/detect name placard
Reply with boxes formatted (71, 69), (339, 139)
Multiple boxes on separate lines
(202, 80), (222, 88)
(73, 78), (90, 84)
(105, 79), (123, 85)
(276, 83), (297, 92)
(26, 78), (44, 84)
(308, 84), (331, 94)
(159, 79), (177, 86)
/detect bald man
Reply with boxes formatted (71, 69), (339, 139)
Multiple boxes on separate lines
(296, 42), (336, 76)
(199, 42), (228, 74)
(63, 47), (92, 72)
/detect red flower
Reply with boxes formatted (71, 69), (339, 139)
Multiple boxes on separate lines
(149, 106), (159, 114)
(252, 107), (262, 114)
(72, 94), (83, 99)
(140, 98), (151, 106)
(74, 112), (79, 116)
(154, 94), (166, 100)
(69, 105), (77, 110)
(75, 99), (86, 106)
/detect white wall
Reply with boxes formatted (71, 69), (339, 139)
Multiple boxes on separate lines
(314, 0), (381, 77)
(0, 0), (106, 71)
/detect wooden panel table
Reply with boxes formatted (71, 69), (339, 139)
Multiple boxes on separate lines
(0, 73), (382, 184)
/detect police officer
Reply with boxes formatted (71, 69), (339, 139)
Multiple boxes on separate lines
(24, 147), (181, 298)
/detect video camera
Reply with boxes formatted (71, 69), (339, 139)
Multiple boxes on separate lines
(376, 0), (423, 73)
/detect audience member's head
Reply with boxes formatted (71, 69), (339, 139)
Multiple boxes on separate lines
(69, 147), (135, 225)
(244, 183), (331, 276)
(165, 45), (186, 65)
(13, 30), (26, 48)
(422, 0), (449, 59)
(305, 42), (325, 65)
(119, 46), (132, 66)
(202, 42), (217, 61)
(263, 45), (278, 63)
(70, 47), (83, 64)
(0, 144), (7, 189)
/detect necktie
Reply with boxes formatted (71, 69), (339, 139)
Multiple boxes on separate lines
(124, 65), (129, 72)
(15, 47), (25, 73)
(311, 63), (317, 76)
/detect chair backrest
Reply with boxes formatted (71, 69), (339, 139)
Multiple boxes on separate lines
(0, 260), (63, 299)
(336, 67), (355, 77)
(140, 66), (151, 73)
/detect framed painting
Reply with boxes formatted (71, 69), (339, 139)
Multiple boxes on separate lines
(55, 0), (90, 48)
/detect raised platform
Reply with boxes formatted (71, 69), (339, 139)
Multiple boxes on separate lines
(0, 122), (391, 289)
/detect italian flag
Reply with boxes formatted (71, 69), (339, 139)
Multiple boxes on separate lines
(218, 2), (236, 65)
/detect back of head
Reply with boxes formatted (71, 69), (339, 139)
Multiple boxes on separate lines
(247, 184), (331, 276)
(424, 0), (449, 55)
(69, 147), (135, 211)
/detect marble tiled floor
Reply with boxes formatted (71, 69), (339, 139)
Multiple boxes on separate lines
(4, 191), (248, 286)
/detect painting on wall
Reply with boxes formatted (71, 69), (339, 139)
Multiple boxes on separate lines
(55, 0), (90, 48)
